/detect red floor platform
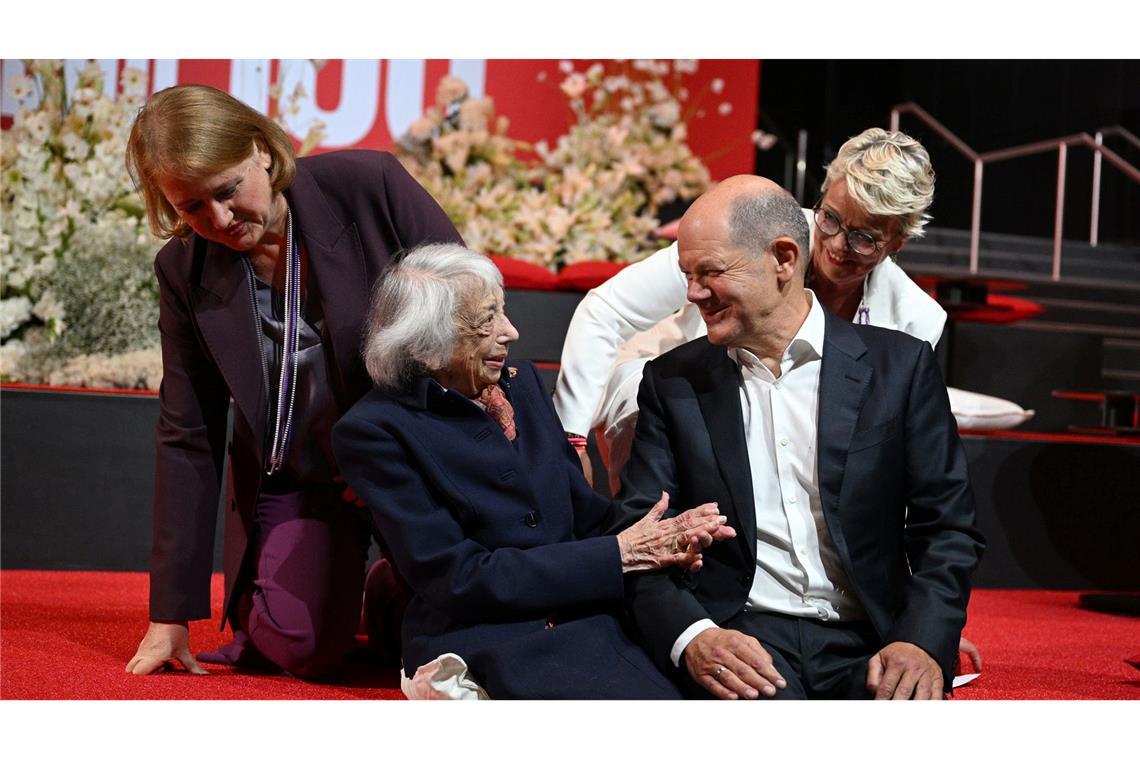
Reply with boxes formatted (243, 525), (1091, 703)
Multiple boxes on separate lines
(1, 571), (401, 700)
(2, 570), (1137, 700)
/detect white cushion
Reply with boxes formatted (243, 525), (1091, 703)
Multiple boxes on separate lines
(400, 653), (489, 700)
(948, 387), (1035, 430)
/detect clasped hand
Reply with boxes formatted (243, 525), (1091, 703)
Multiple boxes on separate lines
(617, 492), (736, 573)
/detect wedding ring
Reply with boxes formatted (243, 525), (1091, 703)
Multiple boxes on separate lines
(713, 665), (727, 682)
(669, 537), (681, 553)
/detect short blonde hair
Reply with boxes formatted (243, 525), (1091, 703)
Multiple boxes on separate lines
(821, 127), (935, 239)
(126, 84), (296, 239)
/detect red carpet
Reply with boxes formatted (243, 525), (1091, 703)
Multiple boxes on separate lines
(2, 570), (1137, 699)
(956, 589), (1140, 699)
(1, 571), (403, 700)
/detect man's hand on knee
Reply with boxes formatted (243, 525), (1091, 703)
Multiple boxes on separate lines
(682, 627), (786, 700)
(866, 641), (944, 700)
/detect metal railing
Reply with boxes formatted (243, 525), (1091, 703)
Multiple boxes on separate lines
(890, 103), (1140, 281)
(1091, 126), (1140, 247)
(794, 128), (808, 205)
(754, 117), (811, 206)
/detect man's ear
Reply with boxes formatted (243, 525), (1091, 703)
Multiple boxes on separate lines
(770, 236), (801, 281)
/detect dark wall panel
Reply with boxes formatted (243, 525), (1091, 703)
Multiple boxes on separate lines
(964, 436), (1140, 590)
(5, 392), (1137, 588)
(1, 389), (225, 572)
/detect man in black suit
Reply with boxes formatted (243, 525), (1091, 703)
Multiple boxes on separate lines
(613, 176), (984, 700)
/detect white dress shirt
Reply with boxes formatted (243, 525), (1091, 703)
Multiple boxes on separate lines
(669, 292), (864, 667)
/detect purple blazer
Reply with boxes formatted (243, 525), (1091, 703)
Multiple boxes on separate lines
(148, 150), (463, 625)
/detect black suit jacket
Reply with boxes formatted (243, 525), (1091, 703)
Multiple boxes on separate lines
(148, 150), (463, 624)
(611, 308), (984, 687)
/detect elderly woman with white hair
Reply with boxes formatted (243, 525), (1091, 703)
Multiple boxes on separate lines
(331, 243), (735, 699)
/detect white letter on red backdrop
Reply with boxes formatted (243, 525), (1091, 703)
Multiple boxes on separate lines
(229, 60), (272, 114)
(278, 60), (380, 149)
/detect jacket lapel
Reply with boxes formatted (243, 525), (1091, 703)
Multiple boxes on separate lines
(816, 310), (872, 566)
(287, 164), (371, 411)
(693, 344), (757, 562)
(861, 257), (901, 332)
(190, 236), (267, 446)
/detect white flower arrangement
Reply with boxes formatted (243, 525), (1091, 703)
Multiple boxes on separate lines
(1, 60), (162, 387)
(2, 59), (733, 387)
(396, 60), (716, 270)
(1, 60), (326, 390)
(46, 347), (163, 391)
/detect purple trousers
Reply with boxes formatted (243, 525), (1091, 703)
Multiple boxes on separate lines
(200, 486), (369, 680)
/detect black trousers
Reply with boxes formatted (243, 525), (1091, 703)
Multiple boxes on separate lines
(682, 609), (881, 700)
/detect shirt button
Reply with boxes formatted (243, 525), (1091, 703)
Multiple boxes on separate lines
(788, 494), (797, 504)
(773, 382), (782, 390)
(779, 436), (789, 447)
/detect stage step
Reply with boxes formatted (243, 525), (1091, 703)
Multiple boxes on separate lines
(898, 250), (1140, 394)
(904, 226), (1140, 285)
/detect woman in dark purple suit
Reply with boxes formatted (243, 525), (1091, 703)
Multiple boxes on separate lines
(123, 84), (463, 680)
(332, 244), (735, 698)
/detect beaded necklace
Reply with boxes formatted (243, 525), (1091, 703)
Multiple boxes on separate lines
(265, 208), (300, 475)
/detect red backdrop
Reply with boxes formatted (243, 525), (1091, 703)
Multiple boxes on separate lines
(1, 59), (760, 180)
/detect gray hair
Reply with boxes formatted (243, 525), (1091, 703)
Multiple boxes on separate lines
(728, 186), (812, 272)
(821, 127), (935, 239)
(363, 243), (502, 391)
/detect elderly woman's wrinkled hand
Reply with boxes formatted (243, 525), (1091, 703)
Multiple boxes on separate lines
(617, 492), (736, 573)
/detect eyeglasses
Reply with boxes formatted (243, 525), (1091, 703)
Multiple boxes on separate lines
(812, 204), (889, 257)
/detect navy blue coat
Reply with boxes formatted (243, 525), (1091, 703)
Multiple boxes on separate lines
(332, 361), (679, 699)
(610, 309), (985, 690)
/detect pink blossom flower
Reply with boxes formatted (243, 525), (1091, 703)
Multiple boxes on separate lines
(560, 73), (588, 99)
(648, 101), (681, 129)
(459, 98), (492, 131)
(752, 130), (779, 151)
(435, 76), (469, 108)
(604, 75), (630, 93)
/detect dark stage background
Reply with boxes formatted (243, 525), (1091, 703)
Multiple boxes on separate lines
(755, 60), (1140, 245)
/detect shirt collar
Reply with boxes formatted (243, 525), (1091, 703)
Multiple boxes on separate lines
(729, 289), (825, 375)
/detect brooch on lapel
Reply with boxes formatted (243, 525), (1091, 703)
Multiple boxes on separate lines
(507, 366), (517, 378)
